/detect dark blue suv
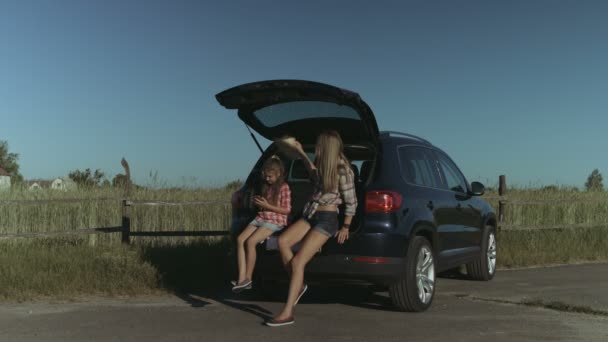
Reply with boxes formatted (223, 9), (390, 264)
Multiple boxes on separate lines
(216, 80), (497, 312)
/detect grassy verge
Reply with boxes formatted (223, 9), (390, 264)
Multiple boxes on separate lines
(0, 237), (232, 301)
(1, 227), (608, 301)
(498, 227), (608, 268)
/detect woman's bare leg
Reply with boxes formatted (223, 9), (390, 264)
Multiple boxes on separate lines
(236, 225), (257, 283)
(277, 219), (311, 268)
(244, 227), (275, 281)
(274, 229), (329, 320)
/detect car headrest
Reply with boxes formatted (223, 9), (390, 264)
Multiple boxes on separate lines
(350, 163), (360, 182)
(290, 159), (309, 180)
(360, 160), (372, 182)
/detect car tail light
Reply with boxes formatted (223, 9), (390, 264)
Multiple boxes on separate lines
(365, 191), (403, 213)
(231, 190), (245, 209)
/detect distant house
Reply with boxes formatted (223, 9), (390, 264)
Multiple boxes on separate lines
(51, 177), (77, 191)
(24, 178), (77, 191)
(0, 167), (10, 190)
(25, 180), (52, 191)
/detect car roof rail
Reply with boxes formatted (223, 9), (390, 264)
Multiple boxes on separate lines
(379, 131), (432, 145)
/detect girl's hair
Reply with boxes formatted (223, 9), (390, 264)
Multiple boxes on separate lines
(315, 130), (350, 193)
(261, 155), (285, 205)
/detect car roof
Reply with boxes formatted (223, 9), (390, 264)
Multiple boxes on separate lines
(379, 131), (434, 147)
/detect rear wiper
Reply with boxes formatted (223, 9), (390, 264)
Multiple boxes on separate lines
(245, 124), (264, 154)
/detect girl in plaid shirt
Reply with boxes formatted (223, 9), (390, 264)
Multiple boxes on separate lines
(232, 156), (292, 293)
(266, 131), (357, 327)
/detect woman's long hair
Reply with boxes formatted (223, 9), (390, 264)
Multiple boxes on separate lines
(315, 131), (349, 193)
(261, 156), (285, 205)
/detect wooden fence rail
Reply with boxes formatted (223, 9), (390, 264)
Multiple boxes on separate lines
(0, 197), (121, 205)
(499, 222), (608, 231)
(1, 174), (607, 241)
(492, 174), (608, 231)
(0, 197), (231, 243)
(120, 199), (231, 244)
(0, 227), (123, 240)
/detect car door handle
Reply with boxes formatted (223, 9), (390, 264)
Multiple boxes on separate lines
(427, 201), (434, 210)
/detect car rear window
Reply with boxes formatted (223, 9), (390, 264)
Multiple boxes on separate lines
(254, 101), (360, 128)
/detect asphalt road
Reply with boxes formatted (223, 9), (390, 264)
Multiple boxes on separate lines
(1, 263), (607, 342)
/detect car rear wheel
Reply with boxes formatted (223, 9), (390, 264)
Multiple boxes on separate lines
(389, 236), (435, 312)
(466, 225), (497, 281)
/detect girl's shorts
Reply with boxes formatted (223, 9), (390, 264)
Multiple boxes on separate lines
(249, 219), (284, 232)
(304, 211), (339, 237)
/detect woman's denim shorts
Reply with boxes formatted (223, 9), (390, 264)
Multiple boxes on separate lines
(304, 211), (339, 237)
(249, 219), (284, 232)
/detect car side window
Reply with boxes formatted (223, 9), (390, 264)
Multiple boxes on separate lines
(398, 147), (441, 188)
(436, 153), (468, 193)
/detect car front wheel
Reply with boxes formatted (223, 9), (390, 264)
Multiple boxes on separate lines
(389, 236), (435, 312)
(466, 225), (497, 281)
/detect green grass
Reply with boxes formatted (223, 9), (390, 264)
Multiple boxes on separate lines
(0, 238), (160, 301)
(0, 237), (232, 301)
(0, 187), (231, 243)
(484, 187), (608, 229)
(497, 226), (608, 268)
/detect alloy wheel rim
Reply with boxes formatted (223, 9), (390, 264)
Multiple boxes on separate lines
(416, 246), (435, 304)
(487, 232), (497, 275)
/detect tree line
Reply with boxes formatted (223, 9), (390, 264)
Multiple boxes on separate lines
(2, 139), (605, 191)
(1, 140), (128, 188)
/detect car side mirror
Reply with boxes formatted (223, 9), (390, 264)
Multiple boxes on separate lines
(470, 181), (485, 196)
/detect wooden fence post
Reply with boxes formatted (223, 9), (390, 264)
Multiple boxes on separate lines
(498, 175), (507, 224)
(120, 157), (132, 244)
(121, 199), (131, 244)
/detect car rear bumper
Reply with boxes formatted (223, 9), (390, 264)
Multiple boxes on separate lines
(233, 218), (410, 283)
(257, 250), (407, 284)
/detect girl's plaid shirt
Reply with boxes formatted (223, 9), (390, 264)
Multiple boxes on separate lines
(256, 182), (291, 226)
(302, 165), (357, 219)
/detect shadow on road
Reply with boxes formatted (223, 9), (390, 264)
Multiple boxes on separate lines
(139, 241), (480, 318)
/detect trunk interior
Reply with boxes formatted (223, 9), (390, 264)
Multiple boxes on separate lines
(243, 144), (376, 236)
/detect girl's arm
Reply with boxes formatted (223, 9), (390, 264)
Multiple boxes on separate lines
(257, 201), (290, 215)
(254, 184), (291, 215)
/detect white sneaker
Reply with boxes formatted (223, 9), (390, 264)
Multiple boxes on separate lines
(294, 284), (308, 305)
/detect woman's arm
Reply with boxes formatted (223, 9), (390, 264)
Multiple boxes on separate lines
(291, 140), (316, 175)
(276, 137), (316, 175)
(336, 165), (358, 244)
(339, 166), (358, 217)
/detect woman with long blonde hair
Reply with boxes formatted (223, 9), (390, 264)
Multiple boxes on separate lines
(266, 131), (357, 327)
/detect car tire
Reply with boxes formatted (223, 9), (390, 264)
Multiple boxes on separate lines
(389, 236), (435, 312)
(466, 225), (497, 281)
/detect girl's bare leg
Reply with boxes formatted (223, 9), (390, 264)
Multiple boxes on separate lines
(274, 229), (329, 320)
(236, 225), (257, 283)
(244, 227), (275, 281)
(277, 219), (311, 268)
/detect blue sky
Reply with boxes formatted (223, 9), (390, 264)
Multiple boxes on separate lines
(1, 0), (607, 188)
